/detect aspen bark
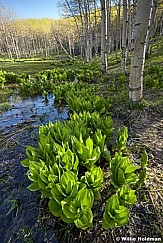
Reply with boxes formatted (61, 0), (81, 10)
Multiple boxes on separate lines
(129, 0), (153, 102)
(146, 0), (158, 53)
(106, 0), (111, 55)
(121, 0), (128, 74)
(115, 0), (121, 59)
(84, 0), (90, 62)
(101, 0), (108, 71)
(93, 0), (98, 56)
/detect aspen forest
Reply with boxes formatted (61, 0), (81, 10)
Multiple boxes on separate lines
(0, 0), (163, 242)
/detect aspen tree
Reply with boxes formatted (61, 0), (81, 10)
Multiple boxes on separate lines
(115, 0), (121, 59)
(129, 0), (153, 102)
(106, 0), (112, 55)
(101, 0), (108, 71)
(121, 0), (128, 74)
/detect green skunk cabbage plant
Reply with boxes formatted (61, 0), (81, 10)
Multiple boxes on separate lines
(49, 171), (79, 219)
(65, 83), (111, 114)
(48, 121), (71, 145)
(66, 188), (93, 229)
(80, 166), (103, 199)
(116, 127), (128, 151)
(51, 171), (79, 206)
(93, 96), (106, 114)
(117, 185), (137, 206)
(102, 194), (129, 229)
(140, 150), (148, 169)
(70, 112), (113, 144)
(135, 168), (147, 189)
(0, 70), (6, 88)
(66, 93), (93, 113)
(70, 111), (98, 132)
(37, 136), (58, 164)
(68, 120), (91, 141)
(93, 96), (112, 114)
(110, 152), (138, 188)
(22, 158), (62, 198)
(39, 123), (49, 138)
(91, 115), (113, 143)
(70, 111), (91, 123)
(57, 146), (79, 174)
(101, 116), (113, 143)
(102, 145), (111, 161)
(49, 187), (94, 230)
(71, 135), (101, 169)
(21, 146), (38, 166)
(93, 129), (106, 153)
(53, 86), (66, 101)
(135, 150), (148, 189)
(61, 188), (94, 229)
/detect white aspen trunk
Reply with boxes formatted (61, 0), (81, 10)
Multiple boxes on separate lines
(128, 0), (131, 51)
(32, 37), (36, 57)
(78, 0), (85, 59)
(87, 0), (92, 61)
(146, 0), (158, 54)
(14, 29), (21, 58)
(89, 33), (93, 60)
(44, 41), (48, 57)
(101, 0), (108, 71)
(67, 30), (72, 56)
(84, 0), (90, 62)
(1, 21), (12, 58)
(15, 37), (21, 58)
(64, 0), (80, 41)
(11, 32), (18, 58)
(79, 35), (83, 59)
(72, 42), (75, 57)
(5, 35), (12, 59)
(106, 0), (111, 54)
(11, 31), (21, 59)
(116, 0), (121, 59)
(121, 0), (128, 74)
(93, 0), (98, 56)
(54, 34), (73, 59)
(152, 1), (162, 37)
(22, 36), (28, 58)
(129, 0), (153, 102)
(149, 0), (158, 37)
(86, 37), (90, 62)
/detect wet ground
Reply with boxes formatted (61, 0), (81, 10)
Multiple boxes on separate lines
(0, 94), (69, 243)
(0, 93), (68, 132)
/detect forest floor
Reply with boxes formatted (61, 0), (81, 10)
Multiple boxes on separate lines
(0, 39), (163, 243)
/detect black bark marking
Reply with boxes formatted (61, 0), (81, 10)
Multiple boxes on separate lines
(129, 86), (141, 92)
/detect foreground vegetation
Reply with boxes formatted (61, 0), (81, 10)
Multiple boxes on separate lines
(0, 37), (163, 242)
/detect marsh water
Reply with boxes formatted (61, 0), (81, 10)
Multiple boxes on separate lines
(0, 94), (69, 242)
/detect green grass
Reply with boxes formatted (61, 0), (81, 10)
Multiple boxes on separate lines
(0, 87), (13, 103)
(0, 102), (11, 113)
(0, 61), (58, 75)
(0, 87), (13, 113)
(0, 58), (95, 75)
